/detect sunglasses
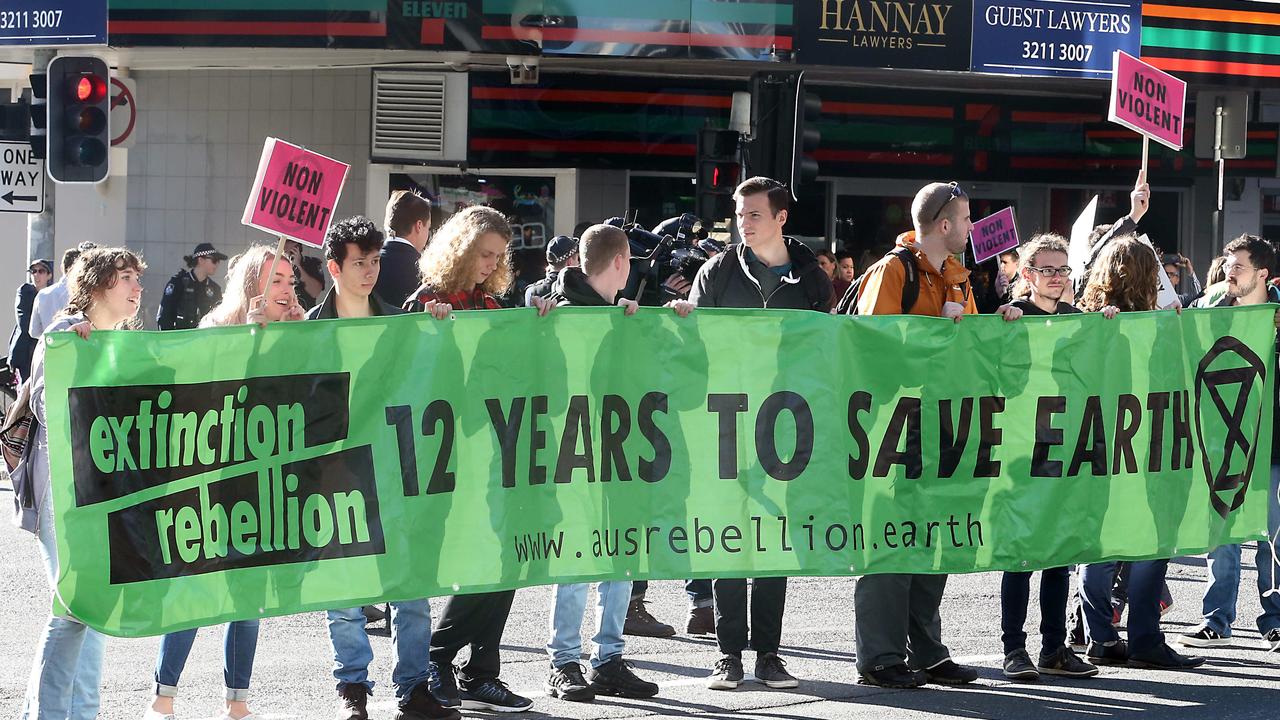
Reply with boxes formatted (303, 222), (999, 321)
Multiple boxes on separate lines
(1026, 265), (1072, 278)
(931, 181), (965, 222)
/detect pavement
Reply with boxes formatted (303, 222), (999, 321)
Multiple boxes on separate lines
(1, 488), (1278, 720)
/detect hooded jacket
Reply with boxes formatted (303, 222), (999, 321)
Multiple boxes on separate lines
(856, 232), (977, 316)
(543, 267), (611, 307)
(688, 236), (834, 311)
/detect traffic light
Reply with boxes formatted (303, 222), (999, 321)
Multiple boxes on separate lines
(696, 127), (741, 224)
(47, 55), (110, 184)
(748, 71), (822, 199)
(27, 71), (46, 159)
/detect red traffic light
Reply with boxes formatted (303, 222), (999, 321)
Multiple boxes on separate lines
(71, 74), (108, 103)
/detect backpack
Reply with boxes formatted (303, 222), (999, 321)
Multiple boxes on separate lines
(709, 243), (831, 311)
(835, 247), (920, 315)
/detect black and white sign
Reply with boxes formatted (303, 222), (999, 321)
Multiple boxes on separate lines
(0, 141), (46, 214)
(0, 0), (107, 47)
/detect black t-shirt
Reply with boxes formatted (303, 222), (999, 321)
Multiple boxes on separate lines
(1011, 298), (1081, 316)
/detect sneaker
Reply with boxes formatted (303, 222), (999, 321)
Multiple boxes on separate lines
(1037, 647), (1099, 678)
(1178, 626), (1232, 648)
(1002, 648), (1040, 681)
(754, 652), (799, 689)
(1128, 642), (1205, 669)
(623, 598), (676, 638)
(142, 709), (175, 720)
(427, 662), (460, 708)
(706, 655), (745, 690)
(396, 683), (461, 720)
(459, 679), (533, 713)
(336, 683), (369, 720)
(925, 659), (978, 685)
(362, 604), (387, 623)
(545, 663), (595, 702)
(686, 605), (715, 636)
(1264, 628), (1280, 651)
(858, 663), (926, 689)
(1068, 611), (1086, 651)
(1085, 639), (1128, 666)
(589, 658), (659, 698)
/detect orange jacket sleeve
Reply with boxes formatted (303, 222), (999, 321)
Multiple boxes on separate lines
(856, 258), (907, 315)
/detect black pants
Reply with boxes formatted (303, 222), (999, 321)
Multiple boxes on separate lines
(1000, 567), (1070, 654)
(711, 577), (786, 656)
(631, 579), (713, 603)
(429, 590), (515, 684)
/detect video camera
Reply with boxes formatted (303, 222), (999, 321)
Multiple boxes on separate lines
(607, 213), (712, 305)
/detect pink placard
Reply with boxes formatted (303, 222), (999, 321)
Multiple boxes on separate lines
(241, 138), (350, 247)
(970, 207), (1020, 264)
(1108, 51), (1187, 151)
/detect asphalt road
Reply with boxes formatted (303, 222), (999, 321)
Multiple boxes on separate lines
(1, 490), (1277, 720)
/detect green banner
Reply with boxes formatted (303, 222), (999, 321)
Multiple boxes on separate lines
(44, 305), (1275, 637)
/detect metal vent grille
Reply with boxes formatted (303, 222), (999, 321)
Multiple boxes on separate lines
(373, 69), (468, 162)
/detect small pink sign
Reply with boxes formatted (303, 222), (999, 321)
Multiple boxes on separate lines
(242, 138), (350, 247)
(970, 206), (1019, 264)
(1108, 51), (1186, 151)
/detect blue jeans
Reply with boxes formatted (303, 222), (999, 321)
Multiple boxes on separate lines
(327, 600), (432, 702)
(1200, 464), (1280, 635)
(155, 621), (260, 700)
(547, 581), (630, 669)
(1080, 559), (1169, 654)
(22, 486), (106, 720)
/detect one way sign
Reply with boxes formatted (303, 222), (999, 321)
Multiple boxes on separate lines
(1, 141), (45, 214)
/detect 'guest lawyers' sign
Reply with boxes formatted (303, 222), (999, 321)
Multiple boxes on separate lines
(1108, 50), (1186, 151)
(242, 138), (349, 247)
(971, 207), (1020, 263)
(971, 0), (1141, 79)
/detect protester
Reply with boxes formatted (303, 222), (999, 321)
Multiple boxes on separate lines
(30, 242), (97, 339)
(531, 223), (691, 702)
(1179, 234), (1280, 652)
(523, 234), (579, 307)
(281, 240), (318, 311)
(833, 250), (855, 299)
(1162, 252), (1203, 307)
(376, 189), (434, 306)
(303, 218), (456, 720)
(999, 233), (1100, 682)
(1076, 236), (1205, 670)
(816, 249), (837, 281)
(406, 206), (533, 713)
(298, 255), (327, 305)
(157, 243), (227, 330)
(844, 181), (1017, 689)
(20, 247), (145, 720)
(8, 258), (52, 381)
(1077, 170), (1150, 295)
(689, 176), (833, 691)
(1194, 256), (1230, 308)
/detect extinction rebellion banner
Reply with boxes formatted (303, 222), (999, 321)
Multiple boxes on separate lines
(43, 306), (1274, 637)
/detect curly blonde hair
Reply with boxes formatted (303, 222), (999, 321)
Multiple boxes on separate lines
(60, 247), (147, 329)
(418, 206), (512, 295)
(200, 245), (281, 327)
(1078, 235), (1158, 312)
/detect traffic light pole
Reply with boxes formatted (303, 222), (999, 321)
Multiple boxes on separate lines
(27, 49), (55, 268)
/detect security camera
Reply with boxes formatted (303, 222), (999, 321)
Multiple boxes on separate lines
(506, 55), (539, 85)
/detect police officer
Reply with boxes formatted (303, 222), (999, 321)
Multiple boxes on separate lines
(522, 235), (579, 307)
(157, 243), (227, 330)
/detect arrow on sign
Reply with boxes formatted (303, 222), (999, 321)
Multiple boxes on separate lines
(2, 191), (37, 204)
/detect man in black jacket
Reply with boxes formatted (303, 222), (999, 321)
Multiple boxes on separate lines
(523, 234), (579, 307)
(687, 177), (832, 692)
(157, 243), (226, 330)
(375, 189), (433, 307)
(8, 259), (52, 381)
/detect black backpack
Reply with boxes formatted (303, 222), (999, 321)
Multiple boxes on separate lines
(835, 247), (920, 315)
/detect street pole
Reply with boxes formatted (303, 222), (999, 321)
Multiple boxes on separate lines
(27, 48), (55, 267)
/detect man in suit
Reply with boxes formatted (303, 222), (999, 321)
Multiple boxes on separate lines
(374, 190), (433, 307)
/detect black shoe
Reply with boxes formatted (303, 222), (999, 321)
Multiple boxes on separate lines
(1002, 648), (1040, 681)
(1265, 628), (1280, 651)
(336, 683), (369, 720)
(427, 662), (460, 708)
(1085, 640), (1128, 666)
(754, 652), (799, 689)
(925, 659), (978, 685)
(1068, 607), (1086, 651)
(623, 598), (676, 638)
(706, 654), (745, 690)
(459, 679), (533, 712)
(396, 683), (461, 720)
(1128, 642), (1205, 670)
(362, 604), (387, 623)
(1178, 625), (1232, 648)
(590, 657), (659, 698)
(545, 663), (595, 702)
(859, 663), (926, 689)
(1037, 647), (1099, 678)
(686, 606), (715, 636)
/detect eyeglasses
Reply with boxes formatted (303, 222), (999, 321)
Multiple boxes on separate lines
(1223, 261), (1257, 275)
(28, 267), (49, 275)
(931, 181), (965, 222)
(1026, 265), (1072, 278)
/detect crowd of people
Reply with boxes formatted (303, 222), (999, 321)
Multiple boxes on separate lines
(7, 174), (1280, 720)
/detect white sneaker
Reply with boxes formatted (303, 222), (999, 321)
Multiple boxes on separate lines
(1264, 628), (1280, 652)
(141, 709), (175, 720)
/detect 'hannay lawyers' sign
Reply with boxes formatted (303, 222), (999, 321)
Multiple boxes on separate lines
(1108, 50), (1186, 151)
(242, 138), (349, 247)
(795, 0), (974, 71)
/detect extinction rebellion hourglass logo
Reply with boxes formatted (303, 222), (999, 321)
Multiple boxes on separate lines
(1194, 336), (1269, 519)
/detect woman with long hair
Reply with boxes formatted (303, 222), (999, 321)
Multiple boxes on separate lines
(21, 248), (146, 720)
(1074, 235), (1205, 671)
(142, 245), (303, 720)
(405, 206), (533, 713)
